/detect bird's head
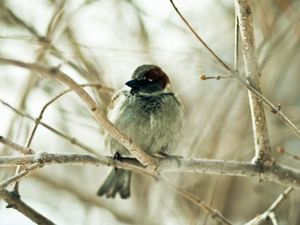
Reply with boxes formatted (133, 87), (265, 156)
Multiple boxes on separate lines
(126, 65), (171, 95)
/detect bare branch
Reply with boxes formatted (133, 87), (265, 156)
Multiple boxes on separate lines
(0, 98), (102, 157)
(0, 152), (300, 190)
(244, 187), (293, 225)
(235, 0), (273, 165)
(0, 163), (41, 190)
(201, 73), (300, 138)
(26, 83), (113, 147)
(200, 74), (233, 80)
(234, 76), (300, 138)
(0, 136), (33, 155)
(162, 178), (233, 225)
(168, 0), (232, 71)
(0, 189), (55, 225)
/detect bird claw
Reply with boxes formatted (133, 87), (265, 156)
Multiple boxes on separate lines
(113, 152), (123, 161)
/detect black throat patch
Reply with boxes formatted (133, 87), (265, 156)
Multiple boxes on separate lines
(138, 95), (162, 114)
(136, 93), (175, 114)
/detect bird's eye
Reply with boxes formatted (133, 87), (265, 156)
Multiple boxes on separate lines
(147, 78), (153, 82)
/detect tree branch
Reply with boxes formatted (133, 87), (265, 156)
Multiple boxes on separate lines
(235, 0), (273, 165)
(0, 136), (33, 155)
(244, 187), (293, 225)
(0, 163), (41, 190)
(0, 189), (55, 225)
(26, 83), (113, 147)
(0, 152), (300, 190)
(168, 0), (232, 71)
(0, 98), (102, 157)
(161, 178), (233, 225)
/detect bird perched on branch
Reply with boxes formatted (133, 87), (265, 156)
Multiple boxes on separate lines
(97, 64), (184, 199)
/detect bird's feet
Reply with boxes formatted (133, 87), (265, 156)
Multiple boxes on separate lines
(113, 152), (123, 161)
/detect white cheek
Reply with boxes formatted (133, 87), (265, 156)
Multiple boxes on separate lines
(107, 94), (126, 123)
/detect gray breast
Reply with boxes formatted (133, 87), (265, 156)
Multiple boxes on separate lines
(106, 91), (183, 156)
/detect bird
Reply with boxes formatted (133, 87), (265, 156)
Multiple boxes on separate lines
(97, 64), (184, 199)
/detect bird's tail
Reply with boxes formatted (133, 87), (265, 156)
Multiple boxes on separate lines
(97, 169), (131, 199)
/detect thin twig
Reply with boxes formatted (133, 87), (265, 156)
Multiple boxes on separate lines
(0, 189), (55, 225)
(0, 97), (102, 157)
(244, 187), (293, 225)
(26, 83), (113, 147)
(276, 146), (300, 161)
(0, 136), (33, 155)
(162, 178), (233, 225)
(4, 7), (40, 39)
(32, 173), (136, 224)
(234, 75), (300, 138)
(168, 0), (232, 71)
(200, 73), (300, 138)
(0, 163), (41, 190)
(200, 74), (233, 80)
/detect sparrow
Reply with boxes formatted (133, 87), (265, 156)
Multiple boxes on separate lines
(97, 64), (184, 199)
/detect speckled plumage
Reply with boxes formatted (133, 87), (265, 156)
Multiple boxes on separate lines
(97, 65), (183, 199)
(106, 90), (183, 155)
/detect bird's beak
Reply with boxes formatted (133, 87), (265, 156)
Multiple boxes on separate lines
(125, 79), (140, 88)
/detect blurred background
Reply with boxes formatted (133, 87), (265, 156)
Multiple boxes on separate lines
(0, 0), (300, 224)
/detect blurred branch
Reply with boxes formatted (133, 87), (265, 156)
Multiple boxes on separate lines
(235, 0), (273, 165)
(168, 0), (232, 71)
(234, 76), (300, 138)
(26, 83), (113, 147)
(276, 146), (300, 161)
(64, 28), (112, 111)
(0, 57), (159, 170)
(0, 189), (55, 225)
(0, 98), (102, 157)
(201, 72), (300, 139)
(244, 186), (293, 225)
(4, 6), (40, 39)
(32, 173), (138, 225)
(2, 1), (68, 195)
(0, 136), (33, 155)
(0, 162), (41, 190)
(162, 178), (233, 225)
